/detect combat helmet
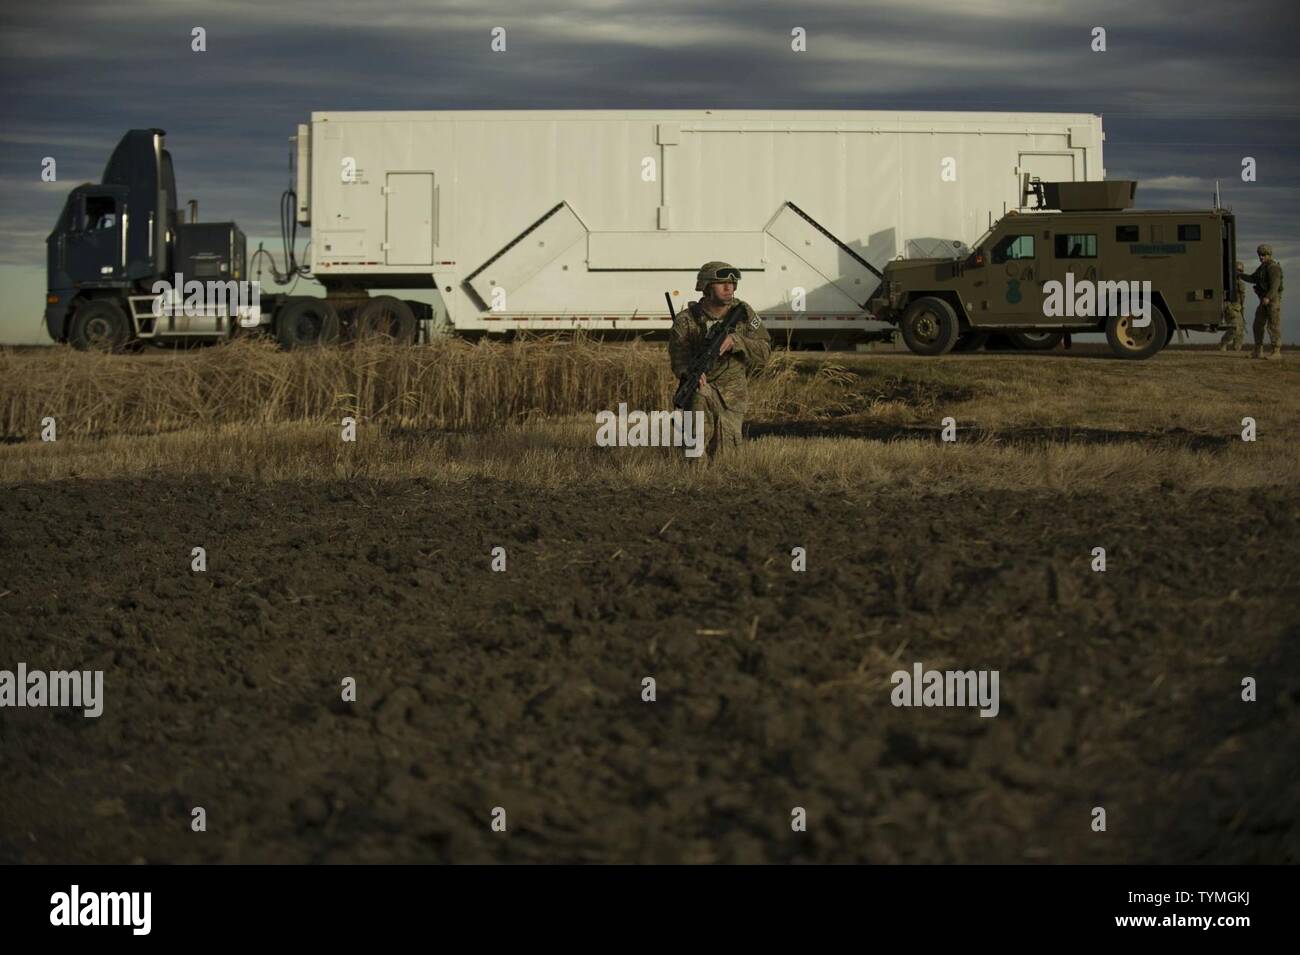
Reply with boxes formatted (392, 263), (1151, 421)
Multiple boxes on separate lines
(696, 261), (741, 291)
(1257, 244), (1273, 257)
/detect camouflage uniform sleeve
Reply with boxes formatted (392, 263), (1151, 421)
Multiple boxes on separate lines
(668, 308), (696, 379)
(1265, 263), (1282, 298)
(730, 302), (772, 372)
(1241, 264), (1263, 291)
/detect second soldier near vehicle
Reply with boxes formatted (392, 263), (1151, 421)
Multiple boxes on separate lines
(1220, 261), (1247, 351)
(669, 261), (772, 458)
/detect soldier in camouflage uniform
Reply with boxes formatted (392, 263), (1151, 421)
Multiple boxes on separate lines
(1219, 261), (1247, 351)
(668, 261), (772, 459)
(1241, 243), (1284, 359)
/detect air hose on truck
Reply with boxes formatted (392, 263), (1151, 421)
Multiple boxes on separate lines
(250, 144), (311, 289)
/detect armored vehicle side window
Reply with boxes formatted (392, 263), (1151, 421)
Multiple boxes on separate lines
(1177, 224), (1201, 241)
(992, 234), (1034, 263)
(1054, 233), (1097, 258)
(1116, 225), (1140, 242)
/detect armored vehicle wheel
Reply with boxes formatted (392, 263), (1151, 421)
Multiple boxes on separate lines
(1006, 330), (1064, 351)
(355, 296), (417, 343)
(1105, 310), (1168, 360)
(69, 299), (133, 352)
(276, 298), (340, 349)
(952, 330), (990, 352)
(900, 297), (960, 356)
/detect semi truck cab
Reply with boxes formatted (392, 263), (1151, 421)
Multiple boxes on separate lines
(45, 128), (427, 351)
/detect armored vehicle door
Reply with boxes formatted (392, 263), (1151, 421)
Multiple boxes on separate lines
(984, 223), (1044, 325)
(1044, 223), (1101, 324)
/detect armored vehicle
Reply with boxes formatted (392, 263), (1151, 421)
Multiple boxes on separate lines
(867, 180), (1239, 359)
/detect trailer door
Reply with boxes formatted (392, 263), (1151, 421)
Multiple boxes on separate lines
(385, 173), (434, 266)
(1017, 152), (1076, 187)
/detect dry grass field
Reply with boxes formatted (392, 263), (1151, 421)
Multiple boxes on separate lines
(2, 340), (1298, 863)
(2, 338), (1298, 489)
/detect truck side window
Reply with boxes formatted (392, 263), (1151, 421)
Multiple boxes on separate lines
(992, 234), (1034, 263)
(1054, 233), (1097, 258)
(1177, 224), (1201, 241)
(1116, 225), (1139, 242)
(85, 196), (118, 231)
(69, 197), (89, 233)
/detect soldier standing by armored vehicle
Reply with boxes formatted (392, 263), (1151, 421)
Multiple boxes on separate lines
(1220, 261), (1247, 351)
(668, 262), (772, 459)
(1242, 244), (1284, 359)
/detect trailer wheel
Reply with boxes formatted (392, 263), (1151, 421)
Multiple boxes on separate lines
(1105, 310), (1168, 360)
(1006, 330), (1064, 351)
(952, 330), (990, 352)
(69, 299), (132, 352)
(899, 297), (960, 356)
(276, 299), (340, 349)
(354, 296), (417, 343)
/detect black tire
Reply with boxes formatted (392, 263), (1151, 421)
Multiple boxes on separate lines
(1006, 330), (1065, 351)
(354, 296), (417, 343)
(276, 298), (340, 349)
(952, 330), (991, 352)
(1105, 309), (1168, 360)
(899, 297), (961, 356)
(69, 299), (132, 352)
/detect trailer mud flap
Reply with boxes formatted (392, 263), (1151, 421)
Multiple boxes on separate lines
(765, 202), (883, 308)
(465, 202), (588, 309)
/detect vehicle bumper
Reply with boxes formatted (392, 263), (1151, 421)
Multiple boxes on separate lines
(44, 292), (75, 342)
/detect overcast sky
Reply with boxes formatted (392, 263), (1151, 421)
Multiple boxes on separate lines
(1, 0), (1297, 342)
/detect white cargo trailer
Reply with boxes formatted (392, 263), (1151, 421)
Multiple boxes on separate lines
(297, 109), (1104, 342)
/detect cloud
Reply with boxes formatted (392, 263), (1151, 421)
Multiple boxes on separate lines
(0, 0), (1296, 276)
(1140, 176), (1207, 191)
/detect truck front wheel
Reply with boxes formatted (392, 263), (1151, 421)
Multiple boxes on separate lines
(69, 299), (132, 352)
(900, 297), (960, 356)
(1105, 310), (1168, 360)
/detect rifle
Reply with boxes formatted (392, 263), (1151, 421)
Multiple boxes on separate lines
(667, 293), (747, 410)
